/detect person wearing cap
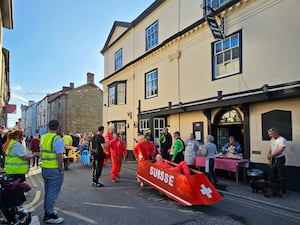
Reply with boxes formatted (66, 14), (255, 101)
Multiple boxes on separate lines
(133, 134), (155, 161)
(267, 127), (287, 194)
(41, 120), (64, 224)
(5, 130), (38, 182)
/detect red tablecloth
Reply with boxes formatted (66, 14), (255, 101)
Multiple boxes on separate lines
(194, 156), (249, 172)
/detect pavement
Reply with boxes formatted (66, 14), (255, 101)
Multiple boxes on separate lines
(122, 160), (300, 214)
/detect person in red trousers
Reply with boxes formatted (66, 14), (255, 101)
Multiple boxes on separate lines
(103, 126), (114, 167)
(155, 154), (190, 175)
(109, 132), (127, 182)
(133, 134), (155, 161)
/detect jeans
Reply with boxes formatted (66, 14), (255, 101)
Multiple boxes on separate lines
(42, 168), (64, 214)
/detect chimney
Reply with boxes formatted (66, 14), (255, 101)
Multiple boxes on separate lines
(70, 82), (75, 89)
(28, 100), (35, 106)
(87, 72), (94, 84)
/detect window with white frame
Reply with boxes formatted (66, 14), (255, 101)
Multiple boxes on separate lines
(145, 70), (158, 99)
(204, 0), (231, 14)
(115, 49), (123, 71)
(108, 86), (116, 106)
(146, 21), (158, 50)
(139, 119), (149, 134)
(108, 81), (126, 106)
(153, 118), (166, 139)
(212, 31), (242, 79)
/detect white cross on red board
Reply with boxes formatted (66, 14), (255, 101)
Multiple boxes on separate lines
(200, 184), (212, 198)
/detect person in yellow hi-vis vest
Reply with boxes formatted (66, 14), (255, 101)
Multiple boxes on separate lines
(41, 120), (65, 224)
(5, 130), (38, 182)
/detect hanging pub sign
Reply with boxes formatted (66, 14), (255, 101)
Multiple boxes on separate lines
(3, 104), (16, 114)
(204, 14), (225, 40)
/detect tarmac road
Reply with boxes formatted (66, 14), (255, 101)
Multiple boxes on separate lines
(24, 161), (300, 225)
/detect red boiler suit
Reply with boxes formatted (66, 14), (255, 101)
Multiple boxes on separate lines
(109, 139), (127, 180)
(103, 131), (114, 166)
(155, 161), (191, 175)
(133, 141), (155, 161)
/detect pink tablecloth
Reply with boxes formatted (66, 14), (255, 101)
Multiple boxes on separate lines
(194, 156), (249, 172)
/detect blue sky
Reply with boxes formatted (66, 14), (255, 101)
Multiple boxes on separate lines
(4, 0), (155, 127)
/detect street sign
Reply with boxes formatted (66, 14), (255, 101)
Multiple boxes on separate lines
(205, 14), (225, 40)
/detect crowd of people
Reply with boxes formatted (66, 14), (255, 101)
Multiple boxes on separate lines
(0, 123), (288, 224)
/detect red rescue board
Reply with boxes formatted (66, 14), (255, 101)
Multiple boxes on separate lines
(137, 160), (222, 206)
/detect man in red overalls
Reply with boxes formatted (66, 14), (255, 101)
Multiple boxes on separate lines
(133, 134), (155, 161)
(109, 132), (127, 182)
(103, 126), (114, 167)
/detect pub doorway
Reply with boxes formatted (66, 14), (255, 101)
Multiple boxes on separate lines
(212, 108), (244, 153)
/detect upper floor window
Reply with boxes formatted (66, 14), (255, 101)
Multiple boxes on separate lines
(145, 69), (158, 99)
(212, 30), (242, 80)
(204, 0), (231, 14)
(108, 81), (126, 106)
(115, 48), (123, 71)
(146, 21), (158, 50)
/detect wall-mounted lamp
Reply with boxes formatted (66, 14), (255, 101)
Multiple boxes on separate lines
(126, 122), (130, 128)
(127, 111), (132, 119)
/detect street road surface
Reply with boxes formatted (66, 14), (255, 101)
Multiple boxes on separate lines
(25, 161), (300, 225)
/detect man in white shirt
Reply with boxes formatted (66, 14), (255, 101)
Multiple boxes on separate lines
(267, 127), (287, 194)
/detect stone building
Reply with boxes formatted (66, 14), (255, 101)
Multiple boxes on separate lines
(0, 0), (13, 127)
(48, 73), (103, 134)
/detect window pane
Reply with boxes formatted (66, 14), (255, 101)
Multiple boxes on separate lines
(216, 54), (223, 64)
(224, 50), (231, 62)
(223, 39), (230, 50)
(215, 42), (222, 53)
(231, 35), (239, 47)
(232, 47), (239, 59)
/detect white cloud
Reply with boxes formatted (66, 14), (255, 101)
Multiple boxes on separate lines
(11, 85), (22, 90)
(11, 92), (28, 103)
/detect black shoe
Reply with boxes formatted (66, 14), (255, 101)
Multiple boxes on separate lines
(44, 213), (64, 224)
(92, 182), (104, 188)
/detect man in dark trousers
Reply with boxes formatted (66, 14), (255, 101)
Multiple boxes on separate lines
(91, 126), (107, 187)
(159, 128), (172, 160)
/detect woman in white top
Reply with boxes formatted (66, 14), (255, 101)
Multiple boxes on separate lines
(184, 133), (200, 167)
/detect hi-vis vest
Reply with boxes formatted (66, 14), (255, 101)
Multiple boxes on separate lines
(41, 133), (60, 169)
(5, 140), (29, 174)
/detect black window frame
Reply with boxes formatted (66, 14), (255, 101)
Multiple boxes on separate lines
(108, 80), (127, 107)
(211, 30), (243, 80)
(144, 69), (158, 99)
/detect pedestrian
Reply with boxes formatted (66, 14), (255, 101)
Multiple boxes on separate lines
(109, 132), (127, 182)
(171, 131), (185, 163)
(133, 130), (144, 143)
(29, 133), (40, 167)
(133, 134), (155, 161)
(5, 130), (38, 182)
(103, 126), (114, 167)
(91, 125), (107, 187)
(267, 127), (287, 194)
(184, 133), (200, 168)
(0, 126), (8, 169)
(201, 135), (218, 185)
(159, 127), (172, 160)
(41, 120), (65, 224)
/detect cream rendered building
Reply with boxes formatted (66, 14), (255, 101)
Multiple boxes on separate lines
(100, 0), (300, 190)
